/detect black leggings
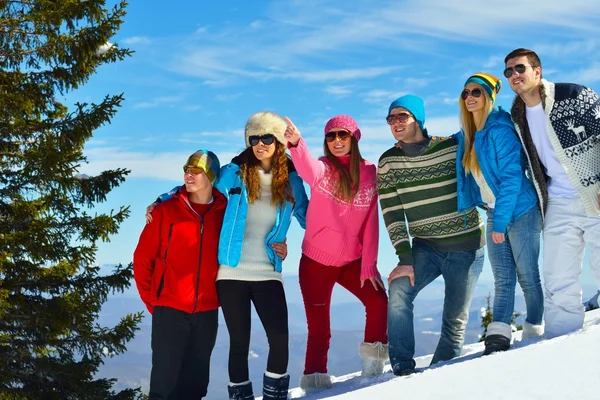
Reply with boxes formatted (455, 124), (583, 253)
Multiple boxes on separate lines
(217, 280), (289, 383)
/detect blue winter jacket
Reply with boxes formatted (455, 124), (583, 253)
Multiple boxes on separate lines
(456, 107), (538, 234)
(158, 155), (308, 272)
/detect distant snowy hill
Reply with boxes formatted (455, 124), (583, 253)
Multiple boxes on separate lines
(286, 309), (600, 400)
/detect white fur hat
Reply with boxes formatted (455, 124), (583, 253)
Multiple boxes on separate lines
(244, 111), (287, 147)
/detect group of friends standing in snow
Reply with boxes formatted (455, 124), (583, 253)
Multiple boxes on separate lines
(133, 47), (600, 400)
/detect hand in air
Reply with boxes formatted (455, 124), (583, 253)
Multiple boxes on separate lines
(283, 117), (301, 146)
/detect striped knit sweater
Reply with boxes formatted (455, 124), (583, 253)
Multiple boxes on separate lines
(377, 137), (484, 265)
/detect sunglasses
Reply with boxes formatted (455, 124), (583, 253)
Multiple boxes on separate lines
(325, 130), (352, 143)
(183, 165), (205, 175)
(461, 88), (483, 100)
(386, 113), (411, 125)
(248, 134), (276, 147)
(503, 64), (532, 78)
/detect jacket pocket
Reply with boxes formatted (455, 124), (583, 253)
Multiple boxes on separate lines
(311, 227), (362, 261)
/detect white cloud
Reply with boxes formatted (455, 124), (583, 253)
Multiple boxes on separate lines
(443, 97), (457, 105)
(363, 89), (406, 104)
(82, 147), (240, 181)
(249, 20), (264, 29)
(483, 55), (503, 68)
(570, 64), (600, 84)
(133, 96), (182, 109)
(164, 0), (600, 86)
(215, 92), (243, 101)
(324, 85), (353, 96)
(122, 36), (151, 45)
(404, 78), (431, 88)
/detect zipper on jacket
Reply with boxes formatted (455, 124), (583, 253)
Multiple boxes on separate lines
(156, 270), (166, 300)
(226, 192), (243, 266)
(192, 217), (204, 313)
(163, 223), (174, 263)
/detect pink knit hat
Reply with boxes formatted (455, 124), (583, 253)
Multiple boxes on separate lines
(324, 115), (362, 142)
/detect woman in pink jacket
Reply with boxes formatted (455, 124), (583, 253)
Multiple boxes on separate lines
(284, 115), (388, 391)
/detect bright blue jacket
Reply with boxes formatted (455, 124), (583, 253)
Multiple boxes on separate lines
(456, 107), (538, 233)
(159, 155), (308, 272)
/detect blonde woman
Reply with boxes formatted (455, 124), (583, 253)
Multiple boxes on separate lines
(456, 73), (544, 355)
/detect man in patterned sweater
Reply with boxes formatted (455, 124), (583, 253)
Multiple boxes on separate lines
(504, 48), (600, 339)
(378, 95), (485, 376)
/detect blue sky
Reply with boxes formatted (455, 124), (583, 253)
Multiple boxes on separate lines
(81, 0), (599, 285)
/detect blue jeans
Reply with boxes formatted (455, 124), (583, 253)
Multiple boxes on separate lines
(388, 240), (484, 374)
(487, 206), (543, 326)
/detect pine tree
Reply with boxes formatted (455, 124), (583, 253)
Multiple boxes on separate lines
(0, 1), (143, 398)
(480, 293), (524, 341)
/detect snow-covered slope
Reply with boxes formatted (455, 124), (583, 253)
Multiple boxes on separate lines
(285, 309), (600, 400)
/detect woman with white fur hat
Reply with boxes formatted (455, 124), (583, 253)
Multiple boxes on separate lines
(147, 111), (308, 400)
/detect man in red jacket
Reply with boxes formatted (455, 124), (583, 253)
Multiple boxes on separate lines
(134, 149), (226, 400)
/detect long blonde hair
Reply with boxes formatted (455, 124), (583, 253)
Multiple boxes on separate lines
(459, 85), (494, 175)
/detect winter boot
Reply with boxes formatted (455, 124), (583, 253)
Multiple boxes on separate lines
(299, 372), (333, 391)
(262, 372), (290, 400)
(227, 381), (254, 400)
(585, 290), (600, 311)
(359, 341), (389, 377)
(483, 321), (511, 356)
(521, 321), (544, 340)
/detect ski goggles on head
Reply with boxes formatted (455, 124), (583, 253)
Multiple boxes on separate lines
(248, 134), (276, 146)
(183, 165), (206, 175)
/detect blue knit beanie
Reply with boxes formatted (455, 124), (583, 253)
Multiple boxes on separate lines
(388, 95), (425, 131)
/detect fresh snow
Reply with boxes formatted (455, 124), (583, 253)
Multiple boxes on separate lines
(280, 309), (600, 400)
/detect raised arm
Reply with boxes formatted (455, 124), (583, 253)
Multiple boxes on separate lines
(284, 116), (326, 186)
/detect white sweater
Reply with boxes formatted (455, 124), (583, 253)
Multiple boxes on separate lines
(217, 169), (283, 283)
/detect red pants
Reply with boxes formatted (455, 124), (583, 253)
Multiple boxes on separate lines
(299, 255), (388, 374)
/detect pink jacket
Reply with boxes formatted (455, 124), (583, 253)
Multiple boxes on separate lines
(289, 137), (380, 280)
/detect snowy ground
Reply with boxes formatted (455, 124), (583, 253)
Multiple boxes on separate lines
(280, 309), (600, 400)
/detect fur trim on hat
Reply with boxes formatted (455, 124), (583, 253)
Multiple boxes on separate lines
(244, 111), (287, 147)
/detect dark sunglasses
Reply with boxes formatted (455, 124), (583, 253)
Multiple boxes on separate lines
(183, 165), (205, 175)
(248, 134), (276, 146)
(325, 130), (352, 143)
(461, 88), (483, 100)
(386, 113), (411, 125)
(503, 64), (532, 78)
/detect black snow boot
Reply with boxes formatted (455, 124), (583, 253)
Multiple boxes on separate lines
(263, 373), (290, 400)
(483, 334), (511, 355)
(227, 382), (254, 400)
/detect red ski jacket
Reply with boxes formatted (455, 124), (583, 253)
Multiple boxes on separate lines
(134, 187), (226, 314)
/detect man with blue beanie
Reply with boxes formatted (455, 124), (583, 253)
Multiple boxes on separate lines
(378, 95), (485, 376)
